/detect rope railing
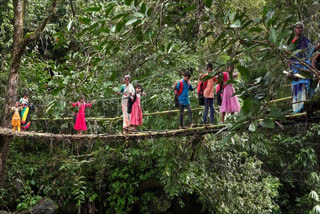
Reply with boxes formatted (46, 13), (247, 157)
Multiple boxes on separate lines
(32, 107), (206, 121)
(31, 96), (294, 122)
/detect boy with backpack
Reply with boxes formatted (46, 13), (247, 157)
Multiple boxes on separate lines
(174, 71), (195, 129)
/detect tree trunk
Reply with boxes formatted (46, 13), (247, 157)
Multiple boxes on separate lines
(0, 0), (25, 186)
(0, 0), (58, 186)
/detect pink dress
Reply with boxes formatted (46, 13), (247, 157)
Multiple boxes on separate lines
(72, 102), (92, 131)
(219, 72), (241, 113)
(130, 94), (143, 126)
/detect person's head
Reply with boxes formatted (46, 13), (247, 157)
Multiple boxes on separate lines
(15, 101), (19, 107)
(124, 75), (131, 84)
(79, 95), (85, 103)
(135, 84), (142, 93)
(227, 64), (234, 72)
(183, 71), (191, 82)
(207, 63), (213, 73)
(24, 93), (29, 99)
(294, 22), (304, 37)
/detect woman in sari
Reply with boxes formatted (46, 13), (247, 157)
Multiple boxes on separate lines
(118, 75), (135, 133)
(20, 93), (31, 130)
(289, 22), (320, 113)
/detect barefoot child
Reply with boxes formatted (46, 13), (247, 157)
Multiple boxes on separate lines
(71, 96), (95, 134)
(129, 84), (145, 130)
(9, 101), (23, 132)
(174, 71), (195, 129)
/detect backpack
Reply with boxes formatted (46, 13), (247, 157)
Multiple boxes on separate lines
(198, 82), (205, 106)
(216, 85), (223, 106)
(174, 80), (190, 107)
(197, 76), (208, 106)
(128, 94), (137, 114)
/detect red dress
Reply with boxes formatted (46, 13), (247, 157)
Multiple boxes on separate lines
(72, 102), (92, 131)
(130, 94), (143, 126)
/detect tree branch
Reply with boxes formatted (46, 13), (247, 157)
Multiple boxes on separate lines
(23, 0), (58, 46)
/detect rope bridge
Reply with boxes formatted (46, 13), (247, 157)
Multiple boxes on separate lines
(0, 124), (226, 141)
(0, 111), (316, 142)
(1, 95), (316, 141)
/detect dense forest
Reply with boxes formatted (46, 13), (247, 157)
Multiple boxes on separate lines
(1, 0), (320, 213)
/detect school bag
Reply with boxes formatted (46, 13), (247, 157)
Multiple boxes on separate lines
(127, 94), (137, 114)
(197, 77), (208, 106)
(174, 80), (190, 107)
(216, 73), (225, 106)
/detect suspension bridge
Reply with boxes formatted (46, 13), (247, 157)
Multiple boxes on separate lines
(0, 95), (317, 142)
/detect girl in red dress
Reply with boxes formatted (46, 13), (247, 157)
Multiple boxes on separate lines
(130, 85), (145, 130)
(71, 96), (95, 134)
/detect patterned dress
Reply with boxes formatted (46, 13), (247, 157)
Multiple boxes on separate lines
(290, 36), (314, 113)
(130, 94), (143, 126)
(72, 102), (92, 131)
(20, 97), (31, 129)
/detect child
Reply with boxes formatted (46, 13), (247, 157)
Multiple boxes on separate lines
(20, 93), (31, 130)
(218, 64), (241, 123)
(117, 75), (135, 133)
(71, 95), (95, 134)
(174, 71), (195, 129)
(130, 84), (145, 130)
(202, 63), (217, 124)
(9, 101), (23, 132)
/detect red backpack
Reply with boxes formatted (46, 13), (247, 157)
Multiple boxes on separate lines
(174, 80), (190, 107)
(175, 80), (190, 96)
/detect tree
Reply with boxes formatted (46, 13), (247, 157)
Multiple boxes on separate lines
(0, 0), (58, 186)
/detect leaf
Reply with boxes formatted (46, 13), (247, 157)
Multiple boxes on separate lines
(86, 7), (102, 12)
(220, 134), (233, 148)
(312, 205), (320, 214)
(125, 0), (133, 6)
(260, 119), (275, 129)
(268, 111), (285, 120)
(278, 30), (292, 44)
(134, 12), (145, 18)
(268, 28), (277, 43)
(126, 18), (138, 26)
(249, 27), (263, 33)
(237, 65), (250, 80)
(230, 19), (241, 28)
(309, 191), (320, 202)
(289, 49), (302, 58)
(140, 3), (146, 13)
(242, 98), (251, 113)
(67, 19), (73, 31)
(79, 18), (90, 25)
(249, 121), (258, 132)
(205, 0), (212, 8)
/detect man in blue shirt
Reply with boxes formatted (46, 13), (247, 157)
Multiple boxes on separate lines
(174, 71), (195, 128)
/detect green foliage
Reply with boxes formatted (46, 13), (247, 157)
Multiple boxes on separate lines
(2, 0), (320, 213)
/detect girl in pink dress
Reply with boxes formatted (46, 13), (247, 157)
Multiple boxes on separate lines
(217, 64), (241, 123)
(130, 85), (144, 130)
(71, 96), (95, 134)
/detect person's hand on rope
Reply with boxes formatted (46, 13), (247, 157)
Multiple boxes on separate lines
(141, 92), (146, 96)
(91, 100), (96, 104)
